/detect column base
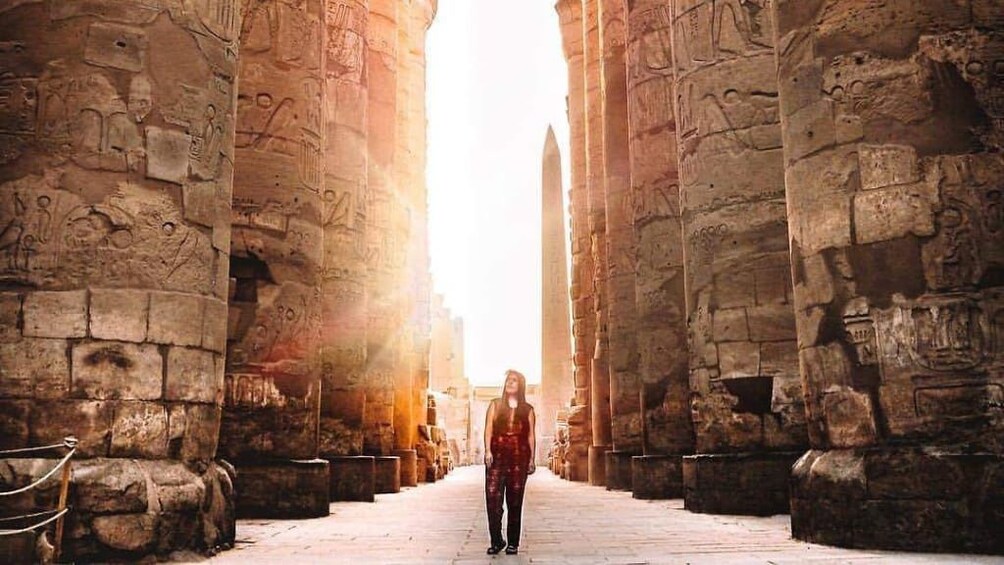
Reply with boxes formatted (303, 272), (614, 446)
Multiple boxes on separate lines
(393, 449), (418, 487)
(791, 449), (1004, 554)
(632, 454), (684, 499)
(374, 456), (401, 494)
(327, 456), (375, 502)
(683, 451), (802, 516)
(416, 457), (437, 483)
(235, 458), (329, 519)
(605, 451), (636, 491)
(565, 443), (589, 482)
(0, 458), (235, 562)
(588, 445), (611, 487)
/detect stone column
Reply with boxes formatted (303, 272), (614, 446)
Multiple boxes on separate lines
(670, 0), (807, 515)
(220, 0), (328, 519)
(319, 1), (370, 466)
(365, 0), (405, 483)
(625, 1), (694, 500)
(584, 0), (614, 487)
(773, 1), (1004, 554)
(598, 0), (641, 492)
(556, 0), (591, 483)
(541, 126), (574, 467)
(0, 2), (238, 558)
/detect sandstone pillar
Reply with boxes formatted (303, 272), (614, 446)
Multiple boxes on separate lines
(598, 0), (641, 492)
(0, 2), (238, 558)
(584, 0), (614, 487)
(556, 0), (591, 483)
(366, 0), (404, 467)
(319, 0), (370, 464)
(541, 126), (574, 467)
(220, 0), (328, 519)
(773, 1), (1004, 553)
(624, 1), (694, 500)
(670, 0), (807, 515)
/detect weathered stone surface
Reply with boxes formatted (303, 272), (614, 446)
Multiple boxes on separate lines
(110, 402), (169, 458)
(0, 338), (68, 399)
(329, 456), (375, 502)
(0, 293), (20, 343)
(72, 342), (162, 401)
(92, 513), (159, 553)
(166, 347), (220, 404)
(632, 454), (684, 500)
(683, 452), (802, 516)
(393, 448), (419, 488)
(374, 455), (401, 494)
(148, 292), (204, 348)
(31, 400), (113, 458)
(73, 458), (149, 515)
(22, 291), (87, 339)
(235, 460), (330, 519)
(89, 289), (149, 343)
(605, 451), (634, 491)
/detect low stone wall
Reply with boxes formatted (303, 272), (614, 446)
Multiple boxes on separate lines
(683, 452), (801, 516)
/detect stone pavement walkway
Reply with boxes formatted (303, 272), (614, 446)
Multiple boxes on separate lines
(203, 466), (1004, 564)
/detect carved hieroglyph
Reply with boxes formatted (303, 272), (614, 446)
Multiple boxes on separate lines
(541, 126), (574, 458)
(626, 0), (693, 457)
(584, 0), (613, 467)
(365, 0), (403, 455)
(556, 0), (591, 482)
(319, 0), (369, 457)
(671, 0), (807, 455)
(0, 0), (238, 556)
(599, 0), (642, 455)
(220, 0), (325, 463)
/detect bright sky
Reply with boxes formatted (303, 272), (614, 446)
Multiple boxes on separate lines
(427, 0), (570, 386)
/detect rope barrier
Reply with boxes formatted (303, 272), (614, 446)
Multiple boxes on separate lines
(0, 509), (60, 523)
(0, 508), (69, 536)
(0, 445), (76, 497)
(0, 438), (73, 456)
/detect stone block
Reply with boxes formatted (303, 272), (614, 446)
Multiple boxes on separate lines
(22, 291), (87, 339)
(0, 292), (21, 343)
(853, 184), (935, 244)
(149, 463), (205, 513)
(754, 267), (790, 306)
(785, 99), (836, 162)
(182, 181), (216, 228)
(148, 292), (204, 347)
(394, 449), (418, 487)
(0, 400), (30, 450)
(328, 456), (375, 502)
(146, 127), (192, 184)
(73, 458), (149, 514)
(31, 400), (112, 458)
(110, 402), (169, 458)
(0, 338), (69, 399)
(605, 451), (635, 492)
(822, 389), (878, 448)
(683, 452), (802, 516)
(89, 289), (148, 343)
(374, 456), (401, 494)
(631, 455), (684, 499)
(92, 513), (158, 553)
(72, 342), (162, 400)
(166, 347), (219, 403)
(201, 298), (228, 353)
(714, 271), (755, 310)
(235, 459), (330, 519)
(712, 308), (748, 342)
(760, 341), (799, 379)
(718, 341), (760, 379)
(178, 404), (221, 463)
(83, 22), (146, 72)
(747, 304), (797, 342)
(859, 144), (918, 190)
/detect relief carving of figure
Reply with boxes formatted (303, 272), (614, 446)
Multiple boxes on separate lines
(924, 204), (982, 290)
(235, 92), (297, 154)
(327, 2), (364, 81)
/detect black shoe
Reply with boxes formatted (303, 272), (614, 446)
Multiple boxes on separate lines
(487, 541), (506, 555)
(505, 545), (518, 555)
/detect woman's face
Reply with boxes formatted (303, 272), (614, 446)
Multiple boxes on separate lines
(504, 373), (520, 395)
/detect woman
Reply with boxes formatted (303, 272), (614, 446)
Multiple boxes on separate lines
(484, 369), (536, 555)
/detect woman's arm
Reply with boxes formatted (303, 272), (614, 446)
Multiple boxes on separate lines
(484, 400), (496, 466)
(528, 406), (536, 473)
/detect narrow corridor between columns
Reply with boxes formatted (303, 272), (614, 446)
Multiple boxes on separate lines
(205, 467), (999, 565)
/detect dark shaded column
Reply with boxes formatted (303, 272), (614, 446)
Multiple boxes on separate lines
(625, 1), (694, 500)
(584, 0), (613, 488)
(0, 2), (238, 558)
(220, 0), (329, 519)
(670, 0), (808, 515)
(541, 126), (574, 467)
(319, 0), (370, 471)
(773, 0), (1004, 554)
(556, 0), (592, 483)
(599, 0), (642, 492)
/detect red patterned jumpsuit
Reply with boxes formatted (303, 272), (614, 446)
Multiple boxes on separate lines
(485, 399), (533, 549)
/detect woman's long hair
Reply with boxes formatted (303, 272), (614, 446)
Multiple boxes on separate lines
(494, 369), (529, 430)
